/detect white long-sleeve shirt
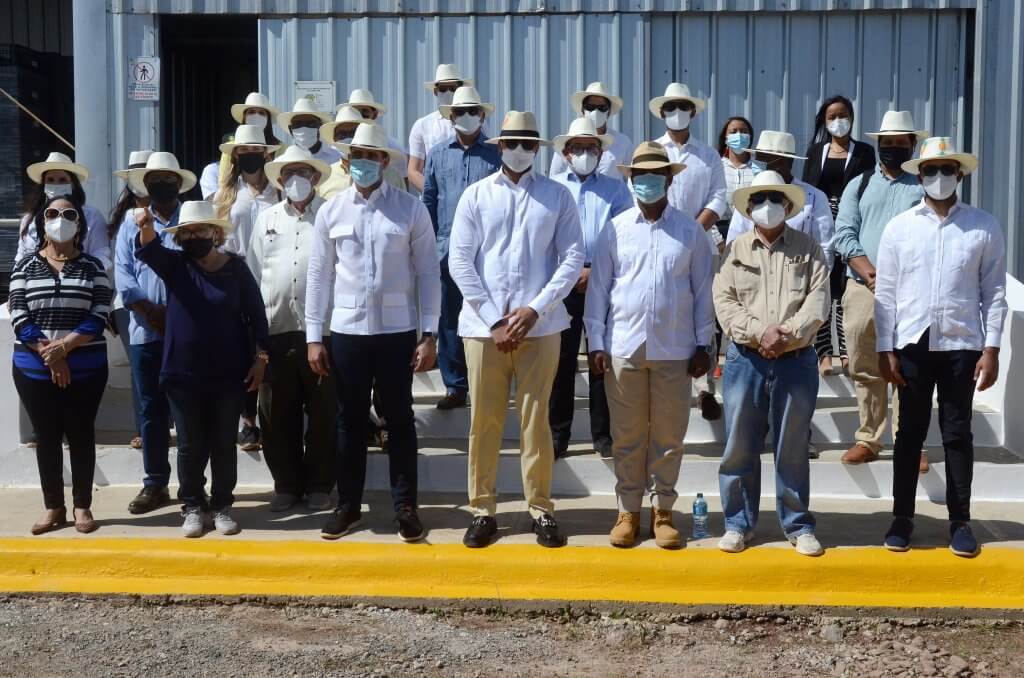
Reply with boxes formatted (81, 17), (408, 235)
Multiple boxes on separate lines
(874, 200), (1007, 353)
(584, 205), (715, 360)
(726, 178), (835, 266)
(305, 181), (440, 339)
(408, 111), (455, 162)
(548, 127), (634, 181)
(221, 179), (279, 257)
(448, 169), (585, 339)
(655, 132), (728, 220)
(15, 204), (112, 270)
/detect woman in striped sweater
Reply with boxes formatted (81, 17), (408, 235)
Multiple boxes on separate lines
(9, 194), (112, 535)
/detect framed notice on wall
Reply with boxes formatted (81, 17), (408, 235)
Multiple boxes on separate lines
(293, 81), (336, 112)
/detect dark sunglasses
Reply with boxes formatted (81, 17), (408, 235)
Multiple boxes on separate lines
(661, 101), (695, 114)
(504, 139), (538, 151)
(582, 102), (610, 113)
(749, 191), (786, 206)
(452, 106), (483, 117)
(920, 164), (959, 178)
(436, 82), (463, 93)
(43, 207), (79, 221)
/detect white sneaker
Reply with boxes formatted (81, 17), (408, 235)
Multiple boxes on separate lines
(306, 492), (332, 511)
(718, 530), (750, 553)
(213, 509), (240, 535)
(181, 508), (206, 538)
(791, 532), (824, 557)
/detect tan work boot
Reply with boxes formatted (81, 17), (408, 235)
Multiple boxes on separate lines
(609, 512), (640, 547)
(651, 508), (682, 549)
(919, 450), (930, 474)
(841, 442), (879, 465)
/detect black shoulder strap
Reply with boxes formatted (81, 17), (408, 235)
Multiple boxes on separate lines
(856, 169), (873, 201)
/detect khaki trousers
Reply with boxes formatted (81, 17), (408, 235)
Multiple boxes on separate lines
(464, 334), (561, 519)
(843, 280), (899, 453)
(606, 344), (692, 513)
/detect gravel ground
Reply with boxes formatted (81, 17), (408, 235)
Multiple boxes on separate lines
(0, 596), (1022, 677)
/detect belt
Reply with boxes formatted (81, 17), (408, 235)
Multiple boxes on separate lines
(737, 344), (812, 361)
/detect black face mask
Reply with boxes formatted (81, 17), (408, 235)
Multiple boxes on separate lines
(146, 182), (179, 204)
(878, 145), (913, 171)
(237, 152), (266, 174)
(181, 238), (215, 259)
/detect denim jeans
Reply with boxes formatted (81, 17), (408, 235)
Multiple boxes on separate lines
(114, 307), (142, 432)
(719, 344), (818, 539)
(129, 341), (171, 488)
(437, 257), (468, 397)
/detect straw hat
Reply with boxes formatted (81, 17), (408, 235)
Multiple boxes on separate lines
(648, 82), (706, 117)
(732, 170), (806, 220)
(616, 141), (684, 178)
(230, 92), (280, 124)
(424, 64), (473, 90)
(163, 200), (234, 235)
(219, 124), (280, 154)
(570, 82), (624, 116)
(339, 89), (386, 114)
(335, 123), (405, 163)
(277, 97), (332, 130)
(901, 136), (978, 176)
(438, 86), (496, 118)
(865, 111), (929, 141)
(126, 151), (197, 193)
(27, 152), (89, 184)
(553, 117), (613, 153)
(484, 111), (552, 146)
(114, 150), (154, 180)
(750, 131), (807, 160)
(320, 106), (373, 143)
(264, 146), (332, 190)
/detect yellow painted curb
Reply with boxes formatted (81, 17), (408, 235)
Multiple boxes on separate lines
(1, 538), (1023, 609)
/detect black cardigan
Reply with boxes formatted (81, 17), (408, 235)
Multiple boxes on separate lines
(801, 139), (877, 193)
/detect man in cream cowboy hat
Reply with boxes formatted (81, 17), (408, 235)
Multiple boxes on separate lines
(548, 117), (633, 460)
(585, 141), (714, 548)
(549, 82), (634, 180)
(114, 151), (196, 516)
(338, 89), (408, 181)
(874, 138), (1006, 558)
(278, 97), (337, 165)
(448, 111), (584, 549)
(246, 146), (337, 514)
(833, 111), (929, 471)
(713, 170), (830, 557)
(318, 106), (406, 199)
(306, 122), (440, 543)
(408, 64), (475, 192)
(421, 85), (501, 411)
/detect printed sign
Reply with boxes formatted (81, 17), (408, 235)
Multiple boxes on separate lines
(128, 57), (160, 101)
(293, 81), (336, 112)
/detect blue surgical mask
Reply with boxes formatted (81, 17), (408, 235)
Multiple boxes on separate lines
(750, 160), (767, 175)
(631, 173), (668, 205)
(726, 132), (751, 152)
(349, 158), (382, 188)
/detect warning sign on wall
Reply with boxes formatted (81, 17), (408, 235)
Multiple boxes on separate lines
(128, 57), (160, 101)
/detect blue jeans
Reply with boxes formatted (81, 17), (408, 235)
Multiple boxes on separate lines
(129, 341), (171, 488)
(438, 257), (468, 397)
(114, 308), (142, 432)
(719, 344), (818, 539)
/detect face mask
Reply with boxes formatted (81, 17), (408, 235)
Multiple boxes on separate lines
(750, 160), (766, 175)
(827, 117), (852, 139)
(44, 183), (72, 199)
(349, 158), (382, 188)
(569, 151), (598, 177)
(501, 147), (535, 174)
(284, 175), (313, 202)
(585, 109), (608, 129)
(631, 174), (668, 204)
(237, 152), (267, 174)
(922, 173), (959, 201)
(878, 145), (913, 171)
(146, 182), (179, 204)
(245, 112), (268, 127)
(181, 238), (215, 259)
(436, 91), (455, 107)
(726, 132), (751, 152)
(290, 127), (319, 151)
(664, 109), (691, 131)
(453, 113), (482, 135)
(44, 218), (77, 244)
(751, 202), (787, 229)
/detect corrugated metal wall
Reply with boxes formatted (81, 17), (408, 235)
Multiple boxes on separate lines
(0, 0), (73, 56)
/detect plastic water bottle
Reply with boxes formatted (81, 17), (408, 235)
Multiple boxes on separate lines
(692, 493), (709, 539)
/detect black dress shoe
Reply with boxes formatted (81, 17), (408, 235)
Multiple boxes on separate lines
(697, 392), (722, 421)
(321, 509), (362, 540)
(595, 439), (614, 460)
(533, 513), (567, 548)
(127, 486), (171, 515)
(436, 392), (468, 410)
(463, 516), (498, 548)
(395, 506), (425, 542)
(238, 424), (262, 451)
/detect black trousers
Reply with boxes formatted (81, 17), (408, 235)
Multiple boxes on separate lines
(330, 331), (418, 513)
(258, 332), (337, 496)
(549, 288), (611, 451)
(892, 330), (980, 522)
(14, 366), (108, 510)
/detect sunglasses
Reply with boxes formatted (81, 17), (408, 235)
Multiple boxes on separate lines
(920, 164), (959, 178)
(436, 82), (463, 93)
(582, 102), (611, 113)
(504, 140), (538, 151)
(661, 101), (695, 114)
(749, 191), (786, 206)
(566, 145), (599, 156)
(452, 106), (483, 117)
(43, 207), (79, 222)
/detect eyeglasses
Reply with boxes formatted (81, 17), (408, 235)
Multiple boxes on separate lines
(290, 121), (320, 130)
(178, 226), (214, 239)
(281, 167), (316, 180)
(749, 191), (786, 206)
(452, 106), (483, 117)
(582, 102), (611, 113)
(504, 140), (538, 151)
(436, 82), (462, 93)
(661, 101), (695, 114)
(565, 145), (599, 156)
(920, 164), (959, 178)
(43, 207), (79, 222)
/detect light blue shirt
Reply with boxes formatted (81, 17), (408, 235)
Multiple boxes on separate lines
(552, 170), (634, 264)
(114, 204), (180, 345)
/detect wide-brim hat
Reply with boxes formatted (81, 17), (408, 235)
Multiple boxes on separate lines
(230, 92), (280, 124)
(277, 97), (332, 130)
(553, 117), (613, 152)
(732, 170), (806, 220)
(113, 150), (154, 180)
(335, 122), (405, 163)
(219, 124), (280, 155)
(265, 146), (332, 190)
(901, 136), (978, 176)
(320, 105), (373, 143)
(648, 82), (706, 117)
(484, 111), (552, 147)
(438, 86), (496, 118)
(616, 141), (684, 177)
(865, 110), (929, 141)
(571, 82), (624, 116)
(340, 89), (386, 114)
(27, 152), (89, 184)
(751, 130), (807, 160)
(163, 200), (234, 235)
(424, 64), (473, 90)
(127, 151), (197, 194)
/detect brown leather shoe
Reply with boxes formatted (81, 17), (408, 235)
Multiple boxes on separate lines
(31, 507), (68, 535)
(74, 508), (98, 534)
(841, 443), (879, 465)
(919, 451), (930, 474)
(609, 511), (640, 547)
(651, 508), (682, 549)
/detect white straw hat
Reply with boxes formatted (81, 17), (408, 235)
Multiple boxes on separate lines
(484, 111), (552, 147)
(901, 136), (978, 176)
(219, 124), (280, 154)
(865, 110), (929, 141)
(751, 131), (807, 160)
(648, 82), (706, 117)
(335, 123), (405, 163)
(230, 92), (280, 124)
(126, 151), (197, 194)
(732, 170), (806, 220)
(264, 146), (332, 190)
(340, 89), (386, 114)
(27, 152), (89, 184)
(424, 64), (473, 90)
(553, 117), (613, 152)
(114, 150), (154, 180)
(277, 97), (333, 130)
(571, 82), (624, 116)
(163, 200), (234, 235)
(320, 106), (373, 144)
(437, 86), (496, 118)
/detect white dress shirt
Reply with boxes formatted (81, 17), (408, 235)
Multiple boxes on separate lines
(221, 179), (279, 257)
(585, 205), (715, 360)
(549, 128), (635, 180)
(874, 200), (1007, 353)
(726, 178), (835, 265)
(305, 180), (440, 339)
(312, 143), (342, 166)
(408, 111), (455, 161)
(656, 132), (728, 220)
(246, 196), (324, 336)
(720, 155), (756, 221)
(448, 169), (585, 338)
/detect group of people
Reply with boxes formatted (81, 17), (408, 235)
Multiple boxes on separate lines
(9, 64), (1006, 559)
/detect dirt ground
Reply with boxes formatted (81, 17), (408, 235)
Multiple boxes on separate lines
(0, 596), (1021, 677)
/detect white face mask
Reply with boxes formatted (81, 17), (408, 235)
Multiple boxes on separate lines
(826, 117), (852, 139)
(501, 147), (535, 173)
(453, 113), (482, 135)
(750, 202), (787, 229)
(284, 175), (313, 202)
(291, 127), (319, 151)
(585, 109), (608, 129)
(45, 218), (77, 244)
(436, 91), (455, 107)
(664, 109), (691, 131)
(44, 183), (72, 199)
(245, 112), (269, 127)
(922, 173), (959, 201)
(569, 151), (599, 177)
